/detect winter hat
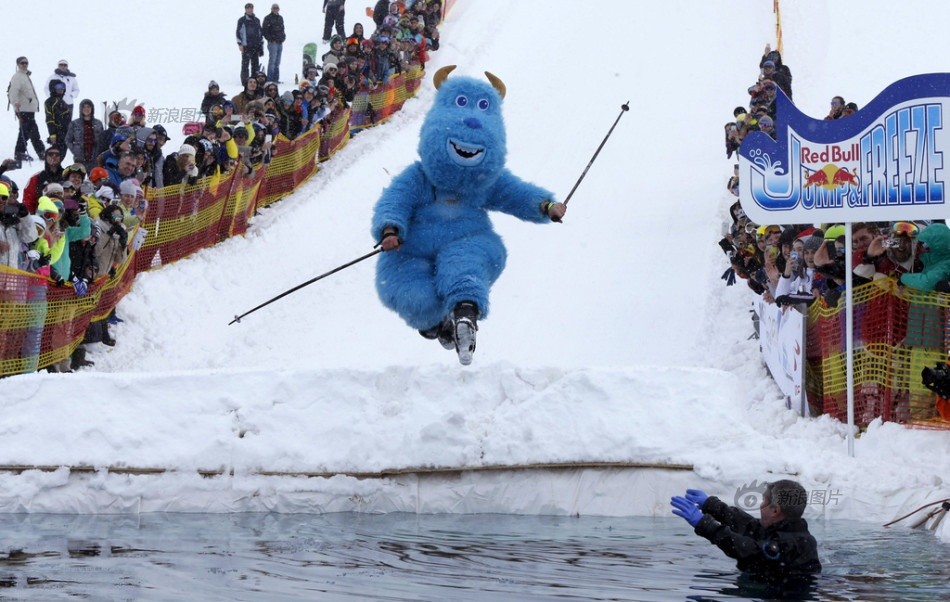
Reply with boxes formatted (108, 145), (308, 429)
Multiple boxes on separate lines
(58, 59), (69, 67)
(132, 105), (146, 117)
(44, 183), (64, 198)
(758, 115), (774, 128)
(803, 235), (824, 254)
(763, 60), (775, 69)
(178, 144), (197, 156)
(62, 180), (76, 190)
(89, 166), (109, 183)
(111, 133), (129, 147)
(0, 183), (8, 197)
(824, 225), (846, 240)
(119, 179), (138, 196)
(37, 196), (59, 216)
(28, 214), (47, 237)
(324, 62), (338, 72)
(152, 124), (169, 140)
(96, 186), (115, 202)
(209, 80), (219, 89)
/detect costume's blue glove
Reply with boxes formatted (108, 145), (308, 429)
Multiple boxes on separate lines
(671, 496), (703, 527)
(685, 489), (709, 507)
(72, 277), (88, 297)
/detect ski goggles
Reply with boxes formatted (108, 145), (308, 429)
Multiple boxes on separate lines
(42, 211), (58, 221)
(890, 221), (919, 237)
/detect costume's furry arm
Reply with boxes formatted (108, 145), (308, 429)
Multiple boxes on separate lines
(371, 162), (429, 242)
(484, 169), (556, 223)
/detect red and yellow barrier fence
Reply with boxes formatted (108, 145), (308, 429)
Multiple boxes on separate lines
(806, 279), (950, 430)
(0, 67), (424, 376)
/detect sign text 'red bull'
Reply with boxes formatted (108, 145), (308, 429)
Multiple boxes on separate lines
(738, 73), (949, 224)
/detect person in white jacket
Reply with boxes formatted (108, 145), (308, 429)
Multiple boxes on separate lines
(7, 56), (47, 162)
(45, 59), (81, 121)
(0, 182), (39, 270)
(775, 235), (823, 307)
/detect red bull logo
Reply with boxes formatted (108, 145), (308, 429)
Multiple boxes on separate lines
(803, 164), (860, 190)
(801, 143), (860, 164)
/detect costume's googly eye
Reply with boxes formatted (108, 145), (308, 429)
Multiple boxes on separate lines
(477, 98), (490, 111)
(455, 95), (468, 107)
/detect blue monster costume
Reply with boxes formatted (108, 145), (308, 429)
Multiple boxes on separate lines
(371, 66), (561, 364)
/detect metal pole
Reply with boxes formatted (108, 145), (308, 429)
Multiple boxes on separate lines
(845, 223), (855, 457)
(229, 248), (382, 325)
(562, 101), (630, 206)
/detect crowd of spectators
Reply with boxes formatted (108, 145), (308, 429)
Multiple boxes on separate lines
(2, 0), (442, 374)
(718, 46), (950, 321)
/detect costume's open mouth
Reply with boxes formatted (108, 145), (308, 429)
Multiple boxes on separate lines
(447, 138), (486, 166)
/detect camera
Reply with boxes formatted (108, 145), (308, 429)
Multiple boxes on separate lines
(1, 204), (20, 226)
(922, 362), (950, 398)
(882, 237), (901, 249)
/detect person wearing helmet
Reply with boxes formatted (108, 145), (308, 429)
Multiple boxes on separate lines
(44, 80), (72, 156)
(45, 59), (81, 120)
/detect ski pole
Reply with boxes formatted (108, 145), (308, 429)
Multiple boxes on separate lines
(229, 247), (382, 325)
(562, 101), (630, 206)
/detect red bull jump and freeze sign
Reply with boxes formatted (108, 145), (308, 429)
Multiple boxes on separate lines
(738, 73), (948, 224)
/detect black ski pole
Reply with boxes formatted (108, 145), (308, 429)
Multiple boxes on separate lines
(562, 101), (630, 206)
(229, 247), (382, 325)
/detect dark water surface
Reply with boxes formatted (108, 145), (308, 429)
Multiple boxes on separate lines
(0, 513), (946, 601)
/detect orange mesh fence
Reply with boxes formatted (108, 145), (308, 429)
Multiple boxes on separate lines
(0, 67), (427, 376)
(349, 67), (425, 131)
(806, 280), (950, 430)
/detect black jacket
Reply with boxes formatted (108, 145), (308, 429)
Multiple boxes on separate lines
(760, 51), (793, 100)
(236, 14), (264, 49)
(695, 496), (821, 585)
(262, 13), (286, 43)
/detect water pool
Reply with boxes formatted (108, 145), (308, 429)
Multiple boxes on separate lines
(0, 513), (946, 600)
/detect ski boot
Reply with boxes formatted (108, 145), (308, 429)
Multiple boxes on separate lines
(452, 302), (479, 366)
(418, 317), (456, 351)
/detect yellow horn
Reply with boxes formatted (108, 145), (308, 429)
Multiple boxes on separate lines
(433, 65), (457, 90)
(484, 71), (506, 99)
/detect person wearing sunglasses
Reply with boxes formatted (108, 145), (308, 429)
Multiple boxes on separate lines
(20, 147), (65, 214)
(825, 96), (846, 120)
(7, 56), (47, 164)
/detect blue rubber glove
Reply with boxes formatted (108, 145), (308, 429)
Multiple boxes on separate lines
(685, 489), (709, 508)
(72, 277), (88, 297)
(671, 496), (703, 527)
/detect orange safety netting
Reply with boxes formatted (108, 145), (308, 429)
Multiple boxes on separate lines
(806, 279), (950, 430)
(0, 68), (424, 376)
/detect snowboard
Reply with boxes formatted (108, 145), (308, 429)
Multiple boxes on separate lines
(302, 42), (317, 78)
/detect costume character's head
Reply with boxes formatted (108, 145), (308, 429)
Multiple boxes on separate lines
(418, 65), (508, 192)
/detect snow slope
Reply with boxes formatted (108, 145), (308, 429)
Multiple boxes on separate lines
(1, 0), (948, 541)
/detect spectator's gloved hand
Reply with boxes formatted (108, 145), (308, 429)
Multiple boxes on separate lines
(187, 164), (199, 178)
(72, 277), (88, 297)
(77, 200), (87, 215)
(131, 228), (147, 251)
(17, 204), (29, 218)
(685, 489), (709, 508)
(671, 496), (703, 527)
(721, 267), (736, 286)
(718, 237), (734, 255)
(26, 249), (40, 261)
(53, 273), (66, 287)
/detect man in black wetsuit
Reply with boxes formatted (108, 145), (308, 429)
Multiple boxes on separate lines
(671, 479), (821, 585)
